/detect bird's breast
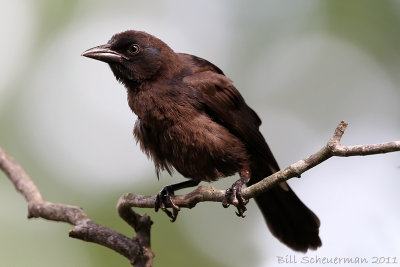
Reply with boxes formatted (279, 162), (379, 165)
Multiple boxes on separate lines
(133, 110), (249, 181)
(127, 83), (249, 181)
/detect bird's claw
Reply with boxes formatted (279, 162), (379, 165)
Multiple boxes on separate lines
(222, 181), (249, 218)
(155, 186), (180, 222)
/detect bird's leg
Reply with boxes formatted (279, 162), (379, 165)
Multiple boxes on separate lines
(222, 169), (250, 217)
(155, 180), (200, 222)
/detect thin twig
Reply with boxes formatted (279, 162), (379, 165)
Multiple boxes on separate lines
(119, 121), (400, 211)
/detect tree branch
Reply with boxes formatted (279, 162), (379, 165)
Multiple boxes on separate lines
(1, 120), (399, 266)
(0, 148), (154, 267)
(119, 121), (400, 211)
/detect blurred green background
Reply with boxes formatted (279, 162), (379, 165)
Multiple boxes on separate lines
(1, 1), (399, 266)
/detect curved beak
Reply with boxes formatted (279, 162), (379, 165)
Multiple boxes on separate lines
(82, 44), (127, 63)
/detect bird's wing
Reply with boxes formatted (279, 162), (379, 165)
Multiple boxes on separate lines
(182, 57), (277, 168)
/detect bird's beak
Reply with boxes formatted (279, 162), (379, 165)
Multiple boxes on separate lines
(82, 44), (127, 63)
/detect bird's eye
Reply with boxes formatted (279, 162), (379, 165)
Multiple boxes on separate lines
(128, 44), (140, 54)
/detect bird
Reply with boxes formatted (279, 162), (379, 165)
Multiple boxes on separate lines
(82, 30), (322, 252)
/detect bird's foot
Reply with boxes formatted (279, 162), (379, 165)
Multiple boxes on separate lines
(155, 186), (180, 222)
(222, 180), (249, 218)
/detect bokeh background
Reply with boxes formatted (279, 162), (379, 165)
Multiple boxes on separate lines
(1, 1), (399, 266)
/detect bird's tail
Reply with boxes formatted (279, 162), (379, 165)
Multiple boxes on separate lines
(248, 162), (322, 252)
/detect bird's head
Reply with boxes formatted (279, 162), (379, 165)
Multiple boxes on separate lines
(82, 30), (175, 85)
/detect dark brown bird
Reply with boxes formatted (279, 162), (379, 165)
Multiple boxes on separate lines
(82, 30), (321, 252)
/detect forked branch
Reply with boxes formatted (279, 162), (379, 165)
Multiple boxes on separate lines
(1, 121), (399, 266)
(0, 148), (154, 267)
